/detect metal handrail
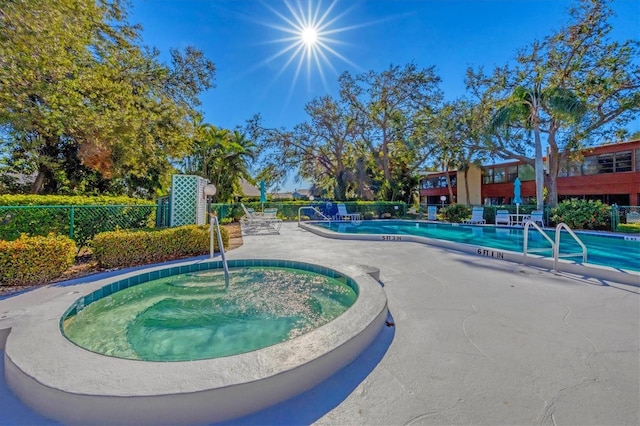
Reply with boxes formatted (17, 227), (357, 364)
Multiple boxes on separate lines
(209, 212), (229, 289)
(298, 206), (331, 223)
(554, 223), (588, 271)
(523, 221), (555, 266)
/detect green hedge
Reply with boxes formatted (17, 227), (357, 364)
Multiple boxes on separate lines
(617, 223), (640, 233)
(0, 234), (76, 286)
(92, 225), (229, 269)
(0, 195), (156, 249)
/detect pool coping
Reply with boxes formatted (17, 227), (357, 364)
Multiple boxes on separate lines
(3, 258), (388, 425)
(299, 220), (640, 287)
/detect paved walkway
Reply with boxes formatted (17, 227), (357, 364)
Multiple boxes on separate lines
(1, 222), (639, 425)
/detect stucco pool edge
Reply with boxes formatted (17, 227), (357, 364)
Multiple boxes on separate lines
(298, 221), (640, 287)
(3, 259), (388, 425)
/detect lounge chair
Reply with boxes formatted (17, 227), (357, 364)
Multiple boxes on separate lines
(462, 207), (486, 224)
(335, 203), (361, 221)
(528, 210), (544, 227)
(495, 209), (510, 226)
(240, 204), (282, 233)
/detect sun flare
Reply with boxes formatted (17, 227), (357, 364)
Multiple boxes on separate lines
(260, 0), (360, 91)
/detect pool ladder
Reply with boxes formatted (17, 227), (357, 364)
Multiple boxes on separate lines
(523, 222), (587, 272)
(298, 206), (331, 223)
(209, 212), (230, 289)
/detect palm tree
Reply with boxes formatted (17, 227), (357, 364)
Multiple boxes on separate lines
(490, 84), (585, 209)
(179, 119), (256, 202)
(208, 130), (256, 202)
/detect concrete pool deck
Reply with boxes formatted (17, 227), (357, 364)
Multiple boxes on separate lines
(2, 221), (639, 425)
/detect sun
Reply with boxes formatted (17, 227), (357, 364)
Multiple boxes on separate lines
(301, 26), (318, 46)
(260, 0), (360, 91)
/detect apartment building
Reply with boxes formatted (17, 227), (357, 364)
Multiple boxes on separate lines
(419, 139), (640, 207)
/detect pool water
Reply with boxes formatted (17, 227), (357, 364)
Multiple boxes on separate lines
(63, 267), (357, 361)
(316, 220), (640, 273)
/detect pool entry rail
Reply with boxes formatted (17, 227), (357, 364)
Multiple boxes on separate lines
(523, 221), (588, 272)
(298, 206), (331, 223)
(209, 212), (230, 288)
(553, 223), (588, 271)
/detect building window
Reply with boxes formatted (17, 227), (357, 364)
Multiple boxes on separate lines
(614, 151), (632, 172)
(507, 165), (518, 182)
(598, 153), (614, 173)
(583, 151), (633, 174)
(421, 174), (455, 189)
(582, 156), (598, 175)
(482, 168), (494, 184)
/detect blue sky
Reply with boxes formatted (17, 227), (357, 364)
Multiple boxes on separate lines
(129, 0), (639, 188)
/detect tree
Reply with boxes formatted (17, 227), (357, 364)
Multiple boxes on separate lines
(247, 95), (363, 201)
(179, 119), (256, 202)
(339, 63), (443, 201)
(431, 100), (487, 205)
(490, 83), (586, 209)
(468, 0), (640, 206)
(0, 0), (216, 196)
(295, 96), (361, 200)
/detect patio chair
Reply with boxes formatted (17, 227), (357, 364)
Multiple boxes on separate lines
(240, 204), (282, 233)
(528, 210), (544, 227)
(462, 207), (486, 224)
(261, 208), (283, 232)
(335, 203), (361, 221)
(495, 209), (510, 226)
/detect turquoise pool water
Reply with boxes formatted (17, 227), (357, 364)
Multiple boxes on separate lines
(63, 266), (357, 361)
(314, 220), (640, 273)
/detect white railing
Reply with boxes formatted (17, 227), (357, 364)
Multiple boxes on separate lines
(553, 223), (588, 272)
(298, 206), (331, 223)
(523, 221), (555, 266)
(523, 221), (588, 272)
(209, 212), (229, 289)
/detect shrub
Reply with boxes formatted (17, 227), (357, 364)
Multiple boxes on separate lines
(92, 225), (229, 269)
(441, 204), (471, 223)
(550, 199), (610, 230)
(0, 234), (76, 286)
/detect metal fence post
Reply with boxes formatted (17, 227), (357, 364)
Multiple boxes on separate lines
(69, 206), (75, 239)
(611, 204), (619, 232)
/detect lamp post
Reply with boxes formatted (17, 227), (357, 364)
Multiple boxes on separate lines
(203, 184), (218, 257)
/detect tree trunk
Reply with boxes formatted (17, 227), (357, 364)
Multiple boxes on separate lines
(546, 147), (560, 207)
(30, 170), (46, 194)
(444, 166), (454, 203)
(533, 126), (544, 210)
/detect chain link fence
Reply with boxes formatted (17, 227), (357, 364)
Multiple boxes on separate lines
(0, 204), (158, 249)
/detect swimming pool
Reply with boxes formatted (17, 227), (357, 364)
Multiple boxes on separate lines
(303, 220), (640, 276)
